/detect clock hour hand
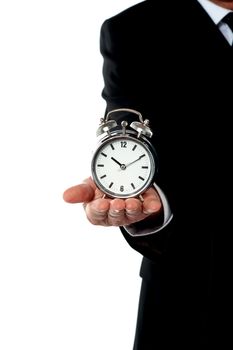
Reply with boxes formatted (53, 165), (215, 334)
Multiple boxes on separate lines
(111, 156), (122, 167)
(126, 154), (145, 167)
(111, 157), (126, 170)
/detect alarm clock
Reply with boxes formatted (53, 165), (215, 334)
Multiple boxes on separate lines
(91, 108), (158, 199)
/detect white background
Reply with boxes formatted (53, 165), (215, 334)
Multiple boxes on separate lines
(0, 1), (142, 349)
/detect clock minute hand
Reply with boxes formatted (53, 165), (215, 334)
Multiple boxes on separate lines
(126, 154), (145, 167)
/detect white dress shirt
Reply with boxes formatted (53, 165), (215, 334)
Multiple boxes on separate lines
(197, 0), (233, 45)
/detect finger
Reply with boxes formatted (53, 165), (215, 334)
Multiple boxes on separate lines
(108, 199), (125, 226)
(125, 198), (142, 220)
(142, 188), (162, 215)
(83, 176), (97, 191)
(83, 177), (106, 200)
(63, 183), (95, 203)
(85, 198), (110, 225)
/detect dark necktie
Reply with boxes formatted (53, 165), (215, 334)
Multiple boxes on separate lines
(222, 12), (233, 32)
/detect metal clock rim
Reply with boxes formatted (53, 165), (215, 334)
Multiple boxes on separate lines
(91, 134), (158, 199)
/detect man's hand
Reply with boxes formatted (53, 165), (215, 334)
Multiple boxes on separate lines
(63, 177), (162, 227)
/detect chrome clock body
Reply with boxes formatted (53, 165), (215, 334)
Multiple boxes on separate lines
(91, 108), (158, 199)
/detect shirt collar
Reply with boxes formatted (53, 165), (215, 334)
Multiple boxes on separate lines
(197, 0), (232, 24)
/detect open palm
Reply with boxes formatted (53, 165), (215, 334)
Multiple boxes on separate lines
(63, 177), (162, 227)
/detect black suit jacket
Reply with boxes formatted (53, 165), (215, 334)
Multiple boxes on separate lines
(100, 0), (232, 335)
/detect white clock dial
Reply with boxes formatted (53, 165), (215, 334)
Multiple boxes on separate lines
(92, 136), (156, 198)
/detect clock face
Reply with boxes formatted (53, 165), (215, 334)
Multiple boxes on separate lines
(91, 136), (156, 198)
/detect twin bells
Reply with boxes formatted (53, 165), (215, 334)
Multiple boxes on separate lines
(96, 108), (153, 139)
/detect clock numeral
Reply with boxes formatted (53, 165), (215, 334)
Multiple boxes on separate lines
(100, 175), (107, 179)
(101, 152), (107, 157)
(139, 176), (145, 181)
(120, 185), (124, 192)
(109, 182), (114, 188)
(141, 166), (148, 169)
(110, 144), (115, 150)
(132, 145), (137, 151)
(97, 164), (104, 167)
(121, 141), (127, 148)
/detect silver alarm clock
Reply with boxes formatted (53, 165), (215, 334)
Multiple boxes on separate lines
(91, 108), (158, 199)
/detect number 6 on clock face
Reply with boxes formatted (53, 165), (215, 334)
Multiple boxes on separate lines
(91, 135), (157, 198)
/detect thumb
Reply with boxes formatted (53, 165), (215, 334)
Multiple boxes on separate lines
(63, 183), (95, 204)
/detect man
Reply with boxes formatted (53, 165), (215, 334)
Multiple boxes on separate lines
(64, 0), (233, 348)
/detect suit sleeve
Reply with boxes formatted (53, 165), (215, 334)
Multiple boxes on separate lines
(100, 19), (144, 113)
(100, 19), (174, 262)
